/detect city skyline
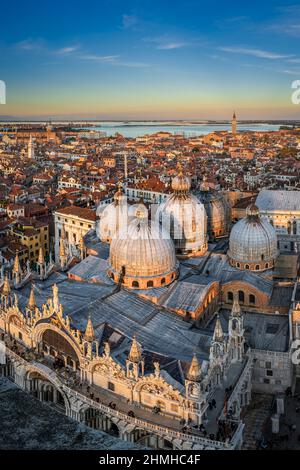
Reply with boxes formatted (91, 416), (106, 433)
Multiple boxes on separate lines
(1, 0), (300, 119)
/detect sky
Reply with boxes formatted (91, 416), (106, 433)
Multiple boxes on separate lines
(1, 0), (300, 119)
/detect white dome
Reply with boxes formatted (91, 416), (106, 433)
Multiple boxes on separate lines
(98, 188), (128, 243)
(108, 204), (178, 289)
(228, 205), (278, 271)
(156, 171), (208, 258)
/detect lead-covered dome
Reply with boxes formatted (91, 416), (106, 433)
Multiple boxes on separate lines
(108, 203), (178, 289)
(156, 165), (208, 258)
(228, 205), (278, 271)
(98, 187), (128, 243)
(195, 189), (230, 239)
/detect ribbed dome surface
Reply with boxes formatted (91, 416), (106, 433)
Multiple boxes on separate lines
(195, 190), (230, 239)
(228, 206), (278, 270)
(156, 177), (208, 258)
(98, 190), (128, 243)
(109, 206), (178, 283)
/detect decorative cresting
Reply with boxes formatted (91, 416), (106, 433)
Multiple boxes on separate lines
(228, 204), (278, 271)
(108, 203), (178, 289)
(156, 163), (208, 258)
(98, 185), (128, 243)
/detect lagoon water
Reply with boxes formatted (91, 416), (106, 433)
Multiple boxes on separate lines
(90, 121), (281, 138)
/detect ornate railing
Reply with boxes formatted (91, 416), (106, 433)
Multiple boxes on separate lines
(1, 343), (242, 450)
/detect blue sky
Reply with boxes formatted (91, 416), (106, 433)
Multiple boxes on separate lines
(1, 0), (300, 119)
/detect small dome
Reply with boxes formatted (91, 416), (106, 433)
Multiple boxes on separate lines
(98, 188), (128, 243)
(108, 204), (178, 289)
(228, 205), (278, 271)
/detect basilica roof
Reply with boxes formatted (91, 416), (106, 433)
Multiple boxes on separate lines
(256, 189), (300, 213)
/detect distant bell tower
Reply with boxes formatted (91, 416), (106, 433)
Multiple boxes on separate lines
(28, 134), (35, 159)
(232, 111), (237, 136)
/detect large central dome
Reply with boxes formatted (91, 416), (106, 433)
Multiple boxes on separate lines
(156, 165), (208, 258)
(108, 204), (178, 289)
(228, 205), (278, 271)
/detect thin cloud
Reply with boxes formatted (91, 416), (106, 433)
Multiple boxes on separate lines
(79, 54), (120, 62)
(55, 46), (80, 55)
(78, 54), (149, 67)
(144, 35), (189, 50)
(157, 42), (188, 50)
(219, 46), (293, 60)
(15, 39), (44, 51)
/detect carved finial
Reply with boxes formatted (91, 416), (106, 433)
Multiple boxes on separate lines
(84, 314), (95, 342)
(128, 335), (142, 363)
(2, 275), (10, 296)
(153, 361), (160, 377)
(38, 247), (45, 265)
(231, 294), (241, 317)
(177, 161), (183, 176)
(28, 285), (36, 310)
(187, 354), (201, 382)
(52, 283), (59, 311)
(213, 315), (224, 342)
(13, 252), (21, 274)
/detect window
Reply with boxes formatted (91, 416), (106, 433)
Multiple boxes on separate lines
(161, 278), (166, 285)
(265, 361), (272, 369)
(132, 281), (139, 288)
(147, 280), (153, 288)
(255, 265), (260, 270)
(266, 370), (273, 376)
(18, 332), (22, 340)
(249, 294), (256, 305)
(236, 262), (240, 268)
(263, 378), (270, 384)
(108, 381), (115, 391)
(227, 292), (233, 303)
(238, 291), (244, 303)
(245, 264), (250, 270)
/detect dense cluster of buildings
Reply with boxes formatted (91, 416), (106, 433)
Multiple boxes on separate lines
(0, 117), (299, 449)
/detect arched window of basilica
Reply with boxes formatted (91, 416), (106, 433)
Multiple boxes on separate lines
(161, 277), (166, 285)
(249, 294), (256, 305)
(132, 281), (139, 288)
(245, 265), (249, 270)
(227, 291), (233, 303)
(255, 265), (260, 270)
(265, 263), (269, 269)
(147, 280), (153, 288)
(238, 290), (244, 303)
